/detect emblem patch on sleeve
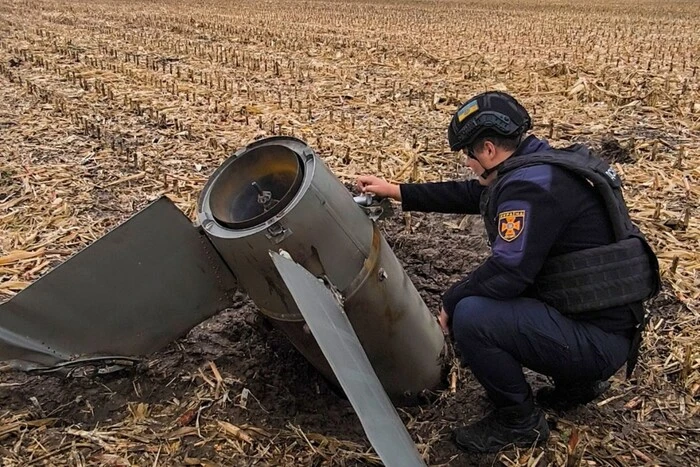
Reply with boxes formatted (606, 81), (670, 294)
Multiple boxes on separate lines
(498, 210), (525, 242)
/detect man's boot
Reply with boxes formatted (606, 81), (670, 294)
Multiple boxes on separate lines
(453, 398), (549, 453)
(536, 380), (611, 410)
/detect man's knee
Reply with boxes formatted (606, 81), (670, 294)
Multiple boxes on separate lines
(451, 296), (496, 343)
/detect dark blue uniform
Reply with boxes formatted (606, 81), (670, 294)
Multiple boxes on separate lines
(400, 136), (634, 407)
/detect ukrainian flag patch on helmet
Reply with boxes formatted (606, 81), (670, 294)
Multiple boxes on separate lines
(498, 210), (525, 242)
(457, 100), (479, 122)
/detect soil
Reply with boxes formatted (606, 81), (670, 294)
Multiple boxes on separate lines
(0, 208), (684, 466)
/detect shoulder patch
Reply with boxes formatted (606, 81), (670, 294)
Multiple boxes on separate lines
(498, 210), (525, 242)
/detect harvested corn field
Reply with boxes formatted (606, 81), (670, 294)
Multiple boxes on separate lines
(0, 0), (698, 465)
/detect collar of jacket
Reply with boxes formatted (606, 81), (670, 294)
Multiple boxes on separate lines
(484, 135), (552, 178)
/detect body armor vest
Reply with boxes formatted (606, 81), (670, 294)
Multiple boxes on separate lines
(480, 145), (660, 315)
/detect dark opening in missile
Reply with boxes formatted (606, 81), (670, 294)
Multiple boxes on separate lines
(208, 144), (304, 229)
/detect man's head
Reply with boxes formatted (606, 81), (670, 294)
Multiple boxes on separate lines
(448, 92), (531, 181)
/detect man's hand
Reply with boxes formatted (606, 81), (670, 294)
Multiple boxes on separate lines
(356, 175), (401, 201)
(438, 308), (450, 336)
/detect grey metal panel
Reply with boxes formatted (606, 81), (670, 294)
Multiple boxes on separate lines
(0, 197), (238, 371)
(270, 252), (426, 467)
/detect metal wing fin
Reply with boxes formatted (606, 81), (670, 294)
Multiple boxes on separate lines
(0, 196), (238, 371)
(270, 251), (426, 467)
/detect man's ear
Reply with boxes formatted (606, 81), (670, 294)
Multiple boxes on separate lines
(484, 140), (497, 160)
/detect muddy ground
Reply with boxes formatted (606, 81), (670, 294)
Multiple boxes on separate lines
(0, 202), (686, 466)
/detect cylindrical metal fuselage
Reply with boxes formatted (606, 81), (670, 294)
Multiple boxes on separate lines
(197, 137), (444, 403)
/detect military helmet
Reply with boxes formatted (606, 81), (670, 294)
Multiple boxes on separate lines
(447, 91), (532, 151)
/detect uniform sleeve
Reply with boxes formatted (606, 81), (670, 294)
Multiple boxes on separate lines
(442, 176), (565, 317)
(400, 180), (484, 214)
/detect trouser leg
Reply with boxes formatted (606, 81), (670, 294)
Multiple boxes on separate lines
(451, 296), (630, 408)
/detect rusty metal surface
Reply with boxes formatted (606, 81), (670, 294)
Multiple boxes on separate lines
(270, 251), (426, 467)
(343, 226), (445, 404)
(0, 197), (238, 371)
